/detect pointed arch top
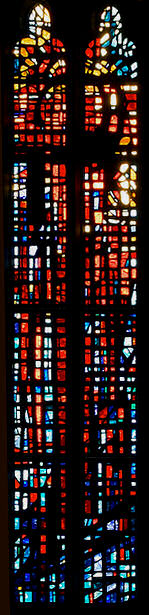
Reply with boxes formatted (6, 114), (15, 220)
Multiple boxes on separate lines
(13, 3), (67, 149)
(29, 3), (51, 32)
(85, 5), (138, 79)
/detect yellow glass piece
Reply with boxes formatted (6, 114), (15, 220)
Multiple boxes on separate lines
(130, 169), (136, 180)
(94, 212), (103, 223)
(120, 137), (130, 145)
(20, 64), (28, 72)
(42, 28), (50, 40)
(110, 64), (116, 72)
(108, 194), (115, 204)
(21, 37), (36, 45)
(101, 67), (108, 74)
(20, 47), (28, 57)
(93, 70), (101, 76)
(86, 85), (93, 93)
(38, 37), (45, 46)
(25, 58), (34, 66)
(130, 200), (136, 208)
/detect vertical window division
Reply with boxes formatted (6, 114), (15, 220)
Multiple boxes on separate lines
(8, 3), (70, 607)
(11, 2), (68, 306)
(81, 5), (138, 605)
(3, 1), (143, 611)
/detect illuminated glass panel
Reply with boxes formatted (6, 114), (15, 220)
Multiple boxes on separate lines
(82, 313), (136, 604)
(85, 5), (137, 80)
(13, 460), (66, 604)
(81, 5), (138, 605)
(13, 4), (66, 149)
(82, 313), (136, 457)
(85, 84), (138, 155)
(13, 313), (67, 457)
(11, 161), (67, 304)
(11, 312), (67, 604)
(83, 460), (136, 603)
(8, 3), (69, 606)
(82, 161), (137, 305)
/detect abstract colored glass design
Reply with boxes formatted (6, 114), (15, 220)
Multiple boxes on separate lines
(85, 84), (138, 152)
(8, 3), (69, 605)
(13, 4), (66, 148)
(82, 160), (137, 305)
(11, 161), (67, 304)
(11, 313), (67, 603)
(85, 6), (137, 80)
(83, 313), (136, 457)
(81, 5), (138, 604)
(13, 313), (67, 457)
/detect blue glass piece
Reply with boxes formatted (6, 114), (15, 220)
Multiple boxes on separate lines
(105, 10), (110, 21)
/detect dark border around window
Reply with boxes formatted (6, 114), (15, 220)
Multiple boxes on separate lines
(0, 1), (147, 612)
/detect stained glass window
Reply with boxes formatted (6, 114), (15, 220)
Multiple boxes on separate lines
(7, 3), (69, 606)
(81, 4), (138, 605)
(3, 1), (144, 611)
